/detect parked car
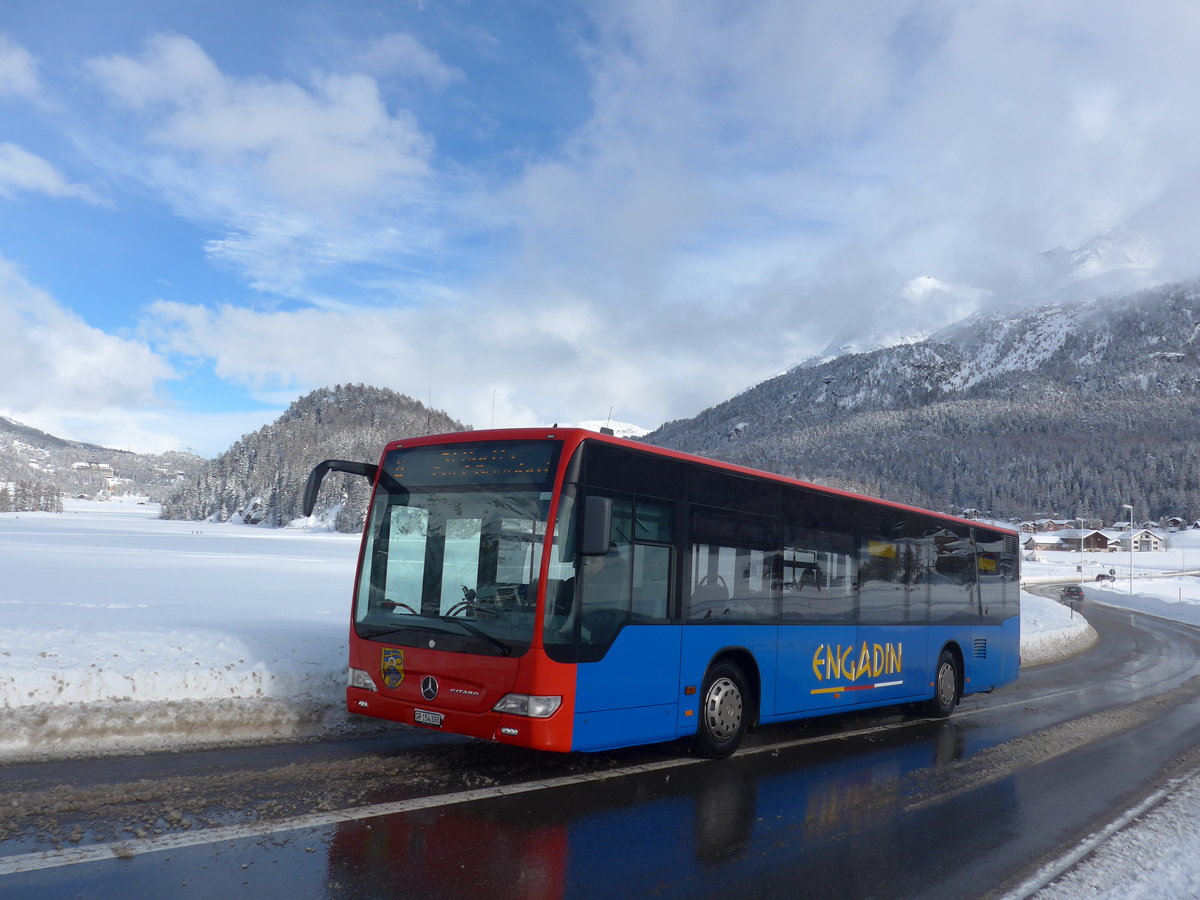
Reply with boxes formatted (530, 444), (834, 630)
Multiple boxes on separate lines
(1060, 584), (1085, 602)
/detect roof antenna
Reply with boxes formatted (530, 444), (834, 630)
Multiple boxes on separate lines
(600, 405), (615, 436)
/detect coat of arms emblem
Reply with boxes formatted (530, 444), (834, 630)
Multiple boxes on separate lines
(381, 648), (405, 689)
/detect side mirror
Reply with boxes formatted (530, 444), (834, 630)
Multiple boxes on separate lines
(302, 459), (378, 516)
(580, 496), (613, 556)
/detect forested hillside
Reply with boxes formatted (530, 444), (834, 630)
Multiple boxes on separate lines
(0, 416), (204, 506)
(160, 385), (466, 531)
(645, 281), (1200, 523)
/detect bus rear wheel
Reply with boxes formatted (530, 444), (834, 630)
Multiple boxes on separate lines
(693, 661), (750, 759)
(926, 649), (960, 718)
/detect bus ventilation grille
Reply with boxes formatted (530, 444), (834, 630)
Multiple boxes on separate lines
(973, 639), (988, 659)
(1005, 534), (1019, 556)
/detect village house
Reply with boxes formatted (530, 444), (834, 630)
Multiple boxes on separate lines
(1117, 529), (1167, 553)
(72, 461), (116, 477)
(1043, 529), (1114, 551)
(1023, 534), (1065, 552)
(1034, 518), (1073, 533)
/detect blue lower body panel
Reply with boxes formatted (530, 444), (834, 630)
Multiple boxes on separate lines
(568, 618), (1019, 751)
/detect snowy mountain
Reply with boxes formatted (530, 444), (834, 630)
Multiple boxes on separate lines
(569, 419), (650, 439)
(160, 384), (465, 532)
(1034, 226), (1159, 300)
(800, 276), (987, 367)
(798, 228), (1160, 372)
(645, 280), (1200, 522)
(0, 415), (204, 505)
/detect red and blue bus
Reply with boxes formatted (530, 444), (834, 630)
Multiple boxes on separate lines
(304, 428), (1020, 758)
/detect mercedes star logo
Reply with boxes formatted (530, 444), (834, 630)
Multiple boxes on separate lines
(421, 675), (439, 701)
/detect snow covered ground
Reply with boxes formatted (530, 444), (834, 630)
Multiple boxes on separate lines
(1, 497), (1099, 761)
(1, 499), (1198, 894)
(0, 497), (364, 760)
(1012, 532), (1200, 899)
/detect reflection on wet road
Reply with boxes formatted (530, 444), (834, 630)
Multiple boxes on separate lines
(3, 601), (1200, 899)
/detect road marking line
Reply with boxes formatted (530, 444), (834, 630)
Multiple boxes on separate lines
(3, 685), (1096, 878)
(0, 757), (703, 876)
(999, 780), (1179, 899)
(0, 710), (937, 877)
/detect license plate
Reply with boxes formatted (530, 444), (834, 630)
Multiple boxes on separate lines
(414, 709), (444, 728)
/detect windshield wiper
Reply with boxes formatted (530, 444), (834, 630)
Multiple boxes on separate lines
(360, 620), (511, 656)
(359, 622), (455, 641)
(440, 618), (512, 656)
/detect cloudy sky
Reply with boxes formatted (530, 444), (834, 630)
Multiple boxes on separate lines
(3, 1), (1200, 456)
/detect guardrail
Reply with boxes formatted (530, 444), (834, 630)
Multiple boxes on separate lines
(1020, 570), (1200, 590)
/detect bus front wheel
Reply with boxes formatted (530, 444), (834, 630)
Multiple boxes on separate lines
(693, 662), (750, 759)
(926, 649), (960, 718)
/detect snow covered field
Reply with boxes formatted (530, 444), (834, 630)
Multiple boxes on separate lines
(0, 497), (364, 760)
(1, 497), (1099, 762)
(1012, 533), (1200, 899)
(2, 499), (1199, 895)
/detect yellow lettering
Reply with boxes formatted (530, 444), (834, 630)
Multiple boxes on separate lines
(856, 643), (872, 681)
(811, 641), (905, 694)
(838, 645), (853, 680)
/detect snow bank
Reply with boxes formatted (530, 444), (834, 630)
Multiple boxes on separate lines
(6, 505), (1198, 895)
(1020, 590), (1098, 666)
(1020, 772), (1200, 899)
(0, 498), (363, 761)
(0, 499), (1112, 762)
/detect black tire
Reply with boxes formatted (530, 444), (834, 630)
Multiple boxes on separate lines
(926, 648), (960, 718)
(693, 661), (751, 759)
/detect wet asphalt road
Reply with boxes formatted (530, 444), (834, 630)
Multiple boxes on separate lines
(3, 597), (1200, 900)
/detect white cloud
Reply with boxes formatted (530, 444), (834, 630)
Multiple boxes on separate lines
(0, 257), (176, 437)
(139, 284), (759, 436)
(122, 0), (1200, 443)
(0, 34), (41, 100)
(10, 3), (1200, 456)
(86, 35), (433, 204)
(0, 143), (99, 203)
(84, 34), (437, 297)
(491, 0), (1200, 374)
(356, 32), (464, 90)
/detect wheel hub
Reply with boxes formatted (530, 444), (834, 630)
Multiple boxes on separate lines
(703, 677), (743, 739)
(937, 662), (956, 706)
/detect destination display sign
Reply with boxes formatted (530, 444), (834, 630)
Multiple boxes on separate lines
(384, 441), (560, 486)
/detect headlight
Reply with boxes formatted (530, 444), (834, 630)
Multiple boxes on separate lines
(348, 667), (378, 691)
(492, 693), (562, 718)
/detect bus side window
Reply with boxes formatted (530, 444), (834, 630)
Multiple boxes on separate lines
(930, 528), (978, 623)
(631, 499), (673, 621)
(688, 507), (778, 621)
(976, 531), (1018, 622)
(857, 529), (909, 624)
(780, 528), (855, 623)
(579, 496), (633, 647)
(781, 490), (856, 625)
(579, 495), (675, 642)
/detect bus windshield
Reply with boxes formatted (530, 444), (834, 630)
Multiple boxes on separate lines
(352, 441), (560, 656)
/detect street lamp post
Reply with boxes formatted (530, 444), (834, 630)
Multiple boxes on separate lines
(1076, 516), (1085, 587)
(1122, 503), (1134, 595)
